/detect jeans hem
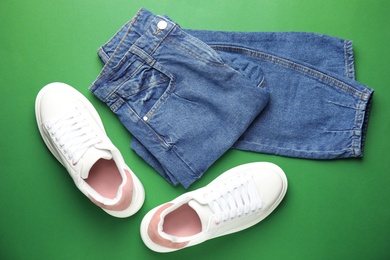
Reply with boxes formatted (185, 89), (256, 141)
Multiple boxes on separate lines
(354, 88), (374, 157)
(345, 40), (356, 80)
(233, 141), (357, 159)
(233, 87), (374, 159)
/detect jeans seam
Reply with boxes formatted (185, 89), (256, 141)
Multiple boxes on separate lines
(120, 100), (199, 181)
(165, 37), (227, 67)
(144, 74), (176, 119)
(211, 45), (365, 99)
(171, 145), (200, 181)
(344, 40), (356, 80)
(102, 12), (140, 79)
(103, 61), (145, 102)
(351, 100), (362, 156)
(89, 12), (140, 95)
(120, 100), (173, 150)
(351, 92), (373, 157)
(237, 140), (353, 155)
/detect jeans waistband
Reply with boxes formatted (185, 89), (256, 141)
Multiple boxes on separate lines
(89, 8), (175, 100)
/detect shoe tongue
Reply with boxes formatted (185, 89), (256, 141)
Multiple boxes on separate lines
(188, 199), (214, 231)
(80, 145), (112, 179)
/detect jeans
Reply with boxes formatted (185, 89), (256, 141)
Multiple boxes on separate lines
(90, 8), (374, 188)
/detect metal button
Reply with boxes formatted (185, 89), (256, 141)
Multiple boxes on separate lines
(157, 20), (167, 30)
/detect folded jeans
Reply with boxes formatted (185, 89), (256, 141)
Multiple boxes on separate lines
(90, 8), (374, 188)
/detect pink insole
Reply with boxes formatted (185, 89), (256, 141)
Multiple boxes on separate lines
(163, 204), (202, 237)
(86, 159), (122, 199)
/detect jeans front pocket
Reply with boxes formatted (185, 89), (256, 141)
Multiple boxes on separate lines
(115, 62), (174, 120)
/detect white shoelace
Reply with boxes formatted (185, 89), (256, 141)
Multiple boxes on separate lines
(206, 175), (262, 224)
(46, 108), (100, 165)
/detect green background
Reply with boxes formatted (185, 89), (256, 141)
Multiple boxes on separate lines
(1, 0), (389, 259)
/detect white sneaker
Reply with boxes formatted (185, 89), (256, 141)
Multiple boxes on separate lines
(140, 162), (288, 252)
(35, 82), (145, 218)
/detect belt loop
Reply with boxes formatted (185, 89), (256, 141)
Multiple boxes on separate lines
(129, 45), (156, 66)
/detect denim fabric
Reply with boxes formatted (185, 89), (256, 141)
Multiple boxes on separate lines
(187, 30), (373, 159)
(90, 8), (374, 188)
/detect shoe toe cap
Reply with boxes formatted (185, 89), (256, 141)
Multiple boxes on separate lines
(251, 164), (287, 209)
(36, 82), (80, 123)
